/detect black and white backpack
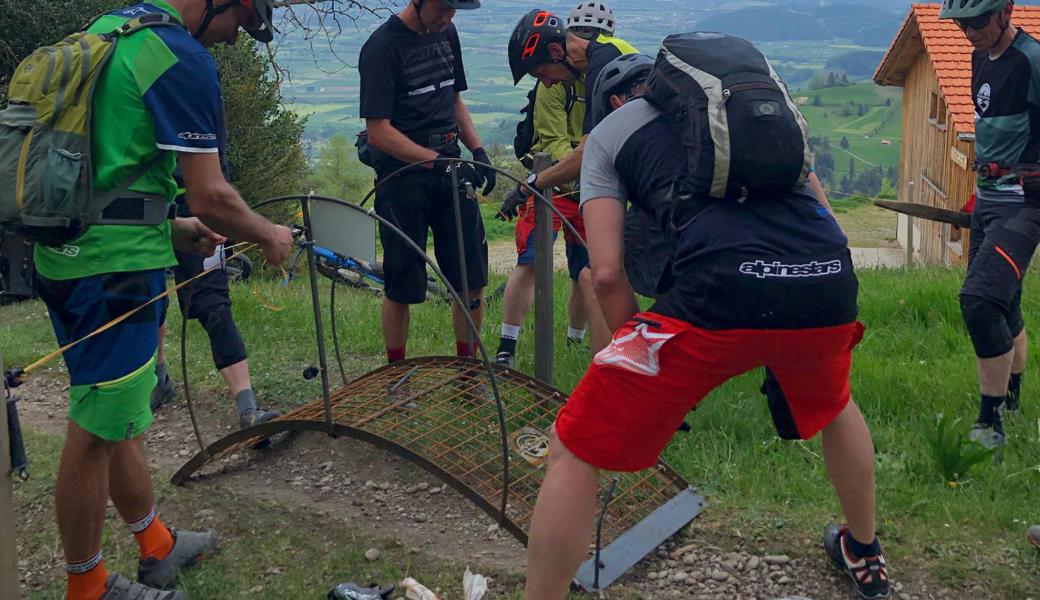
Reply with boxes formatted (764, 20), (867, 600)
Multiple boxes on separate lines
(644, 32), (813, 202)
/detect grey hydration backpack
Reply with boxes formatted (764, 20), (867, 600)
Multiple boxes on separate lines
(644, 32), (813, 202)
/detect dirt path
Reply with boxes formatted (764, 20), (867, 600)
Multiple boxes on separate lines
(12, 375), (978, 599)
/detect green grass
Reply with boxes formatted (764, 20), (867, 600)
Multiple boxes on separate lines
(6, 265), (1040, 597)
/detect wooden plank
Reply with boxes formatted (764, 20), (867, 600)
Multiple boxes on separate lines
(875, 199), (971, 228)
(0, 351), (20, 599)
(532, 153), (554, 386)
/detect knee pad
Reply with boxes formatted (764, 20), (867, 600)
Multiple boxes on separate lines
(198, 304), (247, 370)
(960, 294), (1014, 359)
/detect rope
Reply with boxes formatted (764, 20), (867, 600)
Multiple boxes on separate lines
(11, 242), (257, 383)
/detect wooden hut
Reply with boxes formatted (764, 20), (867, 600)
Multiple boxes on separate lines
(874, 3), (1040, 265)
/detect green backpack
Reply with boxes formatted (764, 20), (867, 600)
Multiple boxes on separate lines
(0, 13), (180, 247)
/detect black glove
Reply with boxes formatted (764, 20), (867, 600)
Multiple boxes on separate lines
(471, 147), (497, 195)
(498, 186), (526, 221)
(438, 153), (485, 191)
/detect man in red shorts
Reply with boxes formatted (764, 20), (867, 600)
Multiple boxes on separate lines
(523, 47), (891, 600)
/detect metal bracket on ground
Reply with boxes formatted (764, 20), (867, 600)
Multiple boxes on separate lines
(575, 486), (706, 592)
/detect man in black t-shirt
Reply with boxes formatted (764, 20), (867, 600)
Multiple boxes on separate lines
(358, 0), (494, 364)
(938, 0), (1040, 449)
(523, 70), (891, 600)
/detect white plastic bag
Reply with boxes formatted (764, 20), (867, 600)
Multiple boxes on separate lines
(463, 567), (488, 600)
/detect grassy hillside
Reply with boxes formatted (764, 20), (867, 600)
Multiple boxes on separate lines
(795, 82), (903, 182)
(4, 263), (1040, 597)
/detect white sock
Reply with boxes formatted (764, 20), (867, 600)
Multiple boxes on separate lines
(567, 327), (587, 341)
(501, 324), (521, 340)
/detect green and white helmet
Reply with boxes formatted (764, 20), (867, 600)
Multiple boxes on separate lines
(939, 0), (1010, 19)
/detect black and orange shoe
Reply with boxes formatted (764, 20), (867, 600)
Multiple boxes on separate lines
(823, 524), (891, 600)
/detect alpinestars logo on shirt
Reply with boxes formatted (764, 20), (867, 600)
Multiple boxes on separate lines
(177, 132), (217, 141)
(739, 259), (842, 279)
(977, 83), (992, 114)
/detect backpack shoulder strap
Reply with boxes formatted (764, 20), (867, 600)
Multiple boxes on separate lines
(114, 13), (183, 37)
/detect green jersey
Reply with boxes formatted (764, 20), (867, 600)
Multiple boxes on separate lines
(35, 0), (224, 279)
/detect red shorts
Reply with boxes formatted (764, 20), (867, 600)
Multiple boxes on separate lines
(514, 194), (586, 256)
(555, 312), (865, 472)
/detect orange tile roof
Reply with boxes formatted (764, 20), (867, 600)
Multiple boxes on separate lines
(874, 3), (1040, 135)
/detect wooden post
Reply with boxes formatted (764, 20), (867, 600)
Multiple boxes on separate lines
(0, 351), (20, 600)
(532, 153), (554, 385)
(906, 181), (915, 267)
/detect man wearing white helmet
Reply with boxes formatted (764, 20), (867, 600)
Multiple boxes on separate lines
(566, 1), (615, 39)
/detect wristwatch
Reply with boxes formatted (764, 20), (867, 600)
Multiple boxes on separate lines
(524, 172), (539, 193)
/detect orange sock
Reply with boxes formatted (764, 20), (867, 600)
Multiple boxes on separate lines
(129, 508), (174, 561)
(66, 552), (108, 600)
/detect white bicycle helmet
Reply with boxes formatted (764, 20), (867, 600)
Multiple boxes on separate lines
(566, 2), (615, 37)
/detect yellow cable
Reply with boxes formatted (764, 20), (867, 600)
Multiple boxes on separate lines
(20, 243), (258, 378)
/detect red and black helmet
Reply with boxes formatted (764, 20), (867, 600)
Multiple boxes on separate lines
(508, 9), (568, 85)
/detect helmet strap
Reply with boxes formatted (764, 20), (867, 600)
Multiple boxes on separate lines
(194, 0), (240, 40)
(559, 59), (583, 80)
(413, 0), (431, 35)
(989, 13), (1013, 52)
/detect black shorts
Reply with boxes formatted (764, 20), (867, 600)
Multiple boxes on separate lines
(172, 250), (231, 318)
(375, 170), (489, 304)
(962, 205), (1040, 311)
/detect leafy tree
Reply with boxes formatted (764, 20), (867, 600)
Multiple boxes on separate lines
(840, 136), (850, 150)
(0, 0), (123, 101)
(813, 94), (823, 107)
(1, 1), (307, 223)
(857, 103), (868, 117)
(849, 157), (857, 178)
(213, 38), (307, 219)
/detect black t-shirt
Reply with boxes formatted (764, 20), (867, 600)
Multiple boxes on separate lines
(582, 37), (625, 135)
(581, 99), (857, 329)
(972, 29), (1040, 201)
(358, 16), (468, 136)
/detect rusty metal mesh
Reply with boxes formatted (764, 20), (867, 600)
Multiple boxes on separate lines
(184, 356), (689, 546)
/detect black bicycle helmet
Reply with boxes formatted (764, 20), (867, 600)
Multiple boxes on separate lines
(193, 0), (279, 43)
(242, 0), (277, 43)
(508, 9), (568, 84)
(588, 53), (655, 125)
(439, 0), (481, 9)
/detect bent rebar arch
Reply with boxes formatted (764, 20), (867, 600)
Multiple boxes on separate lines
(171, 357), (695, 556)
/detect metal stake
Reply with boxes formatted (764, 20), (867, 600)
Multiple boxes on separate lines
(532, 152), (554, 385)
(451, 165), (473, 354)
(0, 351), (20, 599)
(301, 196), (335, 434)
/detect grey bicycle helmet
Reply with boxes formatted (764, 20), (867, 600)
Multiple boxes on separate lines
(588, 53), (654, 126)
(939, 0), (1009, 19)
(566, 2), (615, 37)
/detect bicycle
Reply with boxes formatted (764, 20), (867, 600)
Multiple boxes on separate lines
(285, 225), (454, 304)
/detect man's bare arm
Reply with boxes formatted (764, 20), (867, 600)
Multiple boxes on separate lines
(808, 172), (836, 217)
(178, 152), (292, 265)
(583, 197), (639, 331)
(530, 136), (586, 190)
(366, 118), (439, 168)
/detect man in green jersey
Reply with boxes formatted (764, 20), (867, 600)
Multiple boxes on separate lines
(31, 1), (292, 598)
